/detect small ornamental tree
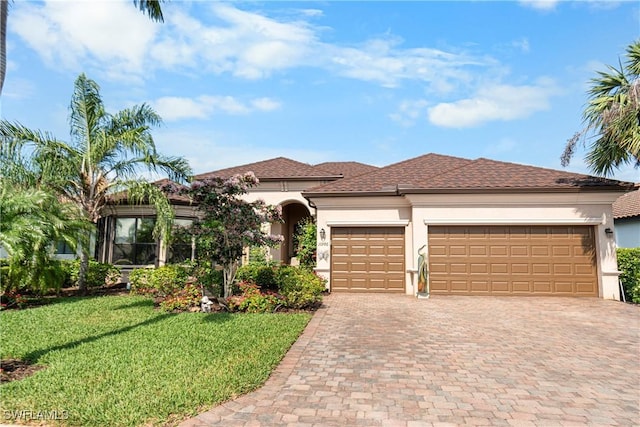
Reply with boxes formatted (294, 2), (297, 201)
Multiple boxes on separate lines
(166, 173), (283, 298)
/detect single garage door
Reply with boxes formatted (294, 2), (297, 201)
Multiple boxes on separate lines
(331, 227), (405, 292)
(428, 225), (598, 296)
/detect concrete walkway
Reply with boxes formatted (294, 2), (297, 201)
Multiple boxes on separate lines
(180, 294), (640, 426)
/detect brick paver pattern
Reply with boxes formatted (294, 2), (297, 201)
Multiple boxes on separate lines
(180, 294), (640, 426)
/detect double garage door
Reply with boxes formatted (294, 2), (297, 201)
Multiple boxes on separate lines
(331, 225), (598, 296)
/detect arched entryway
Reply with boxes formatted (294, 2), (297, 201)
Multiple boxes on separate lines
(278, 201), (312, 264)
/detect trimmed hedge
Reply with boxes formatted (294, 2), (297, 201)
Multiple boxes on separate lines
(618, 248), (640, 303)
(234, 264), (326, 311)
(1, 259), (118, 295)
(129, 265), (200, 312)
(62, 259), (120, 288)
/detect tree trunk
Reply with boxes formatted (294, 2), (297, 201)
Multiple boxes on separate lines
(78, 250), (89, 294)
(0, 0), (8, 96)
(223, 260), (238, 298)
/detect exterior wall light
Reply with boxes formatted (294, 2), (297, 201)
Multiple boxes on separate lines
(319, 228), (326, 241)
(604, 227), (614, 237)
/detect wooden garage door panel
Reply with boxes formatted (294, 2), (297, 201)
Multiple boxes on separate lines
(331, 227), (405, 293)
(428, 225), (598, 296)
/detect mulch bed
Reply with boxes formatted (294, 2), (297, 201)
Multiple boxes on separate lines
(0, 359), (45, 383)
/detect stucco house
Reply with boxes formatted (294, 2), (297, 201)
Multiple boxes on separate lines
(98, 153), (633, 300)
(613, 187), (640, 248)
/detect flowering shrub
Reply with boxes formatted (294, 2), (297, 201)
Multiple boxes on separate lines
(159, 283), (201, 312)
(0, 291), (28, 310)
(164, 174), (284, 298)
(227, 282), (284, 313)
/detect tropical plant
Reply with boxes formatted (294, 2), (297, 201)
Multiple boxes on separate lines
(0, 0), (165, 96)
(562, 40), (640, 176)
(293, 217), (317, 270)
(0, 183), (89, 295)
(61, 259), (120, 289)
(166, 174), (283, 298)
(617, 248), (640, 303)
(0, 73), (192, 291)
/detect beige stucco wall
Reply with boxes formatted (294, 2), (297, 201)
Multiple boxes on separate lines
(312, 192), (623, 300)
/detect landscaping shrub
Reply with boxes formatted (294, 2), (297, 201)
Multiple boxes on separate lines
(275, 266), (326, 309)
(0, 290), (28, 310)
(293, 217), (317, 270)
(129, 265), (189, 297)
(149, 265), (189, 296)
(248, 245), (270, 265)
(236, 264), (278, 292)
(618, 248), (640, 303)
(129, 265), (200, 312)
(128, 268), (156, 296)
(159, 283), (201, 312)
(62, 259), (119, 288)
(186, 262), (223, 297)
(227, 282), (284, 313)
(2, 259), (68, 296)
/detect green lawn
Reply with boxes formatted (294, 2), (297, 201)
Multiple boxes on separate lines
(0, 295), (311, 426)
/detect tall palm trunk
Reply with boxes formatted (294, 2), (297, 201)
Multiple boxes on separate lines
(78, 249), (90, 293)
(0, 0), (7, 96)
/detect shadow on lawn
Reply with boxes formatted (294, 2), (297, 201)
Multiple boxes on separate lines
(22, 308), (237, 363)
(22, 312), (174, 363)
(111, 299), (155, 310)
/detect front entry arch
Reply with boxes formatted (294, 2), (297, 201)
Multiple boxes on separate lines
(278, 201), (312, 264)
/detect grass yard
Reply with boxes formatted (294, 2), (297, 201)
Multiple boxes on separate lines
(0, 295), (311, 426)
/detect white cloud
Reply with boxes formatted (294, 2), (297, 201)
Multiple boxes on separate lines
(152, 95), (281, 121)
(10, 0), (157, 80)
(518, 0), (560, 11)
(10, 1), (536, 107)
(251, 98), (282, 112)
(149, 3), (318, 79)
(427, 79), (558, 128)
(389, 100), (430, 127)
(327, 37), (486, 91)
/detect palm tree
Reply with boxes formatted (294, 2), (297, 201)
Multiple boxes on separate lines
(0, 0), (165, 97)
(562, 40), (640, 176)
(0, 182), (90, 295)
(0, 73), (192, 292)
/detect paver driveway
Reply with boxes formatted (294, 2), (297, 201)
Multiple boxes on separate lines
(180, 294), (640, 426)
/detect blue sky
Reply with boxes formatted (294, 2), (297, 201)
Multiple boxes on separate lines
(3, 0), (639, 182)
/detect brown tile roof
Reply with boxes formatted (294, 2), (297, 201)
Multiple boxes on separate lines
(107, 178), (192, 205)
(314, 161), (379, 178)
(304, 153), (633, 195)
(195, 157), (341, 181)
(304, 153), (473, 194)
(613, 188), (640, 219)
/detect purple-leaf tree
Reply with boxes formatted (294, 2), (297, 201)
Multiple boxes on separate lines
(166, 173), (283, 298)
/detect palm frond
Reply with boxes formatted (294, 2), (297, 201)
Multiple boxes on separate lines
(564, 40), (640, 176)
(133, 0), (165, 23)
(118, 180), (175, 244)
